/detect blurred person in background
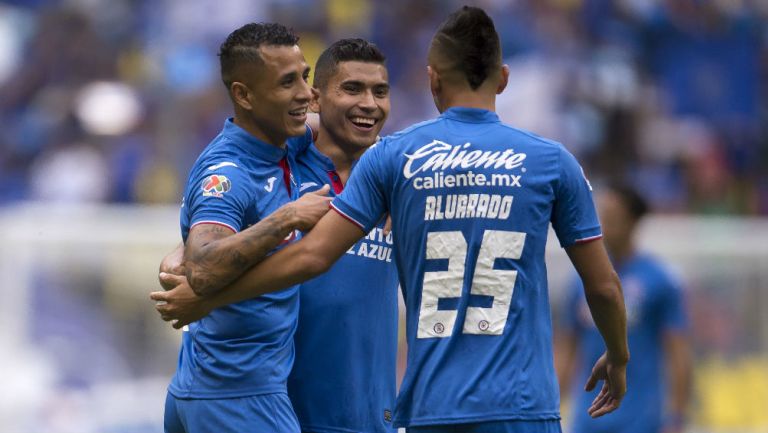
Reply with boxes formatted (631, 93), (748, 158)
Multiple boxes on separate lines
(158, 38), (400, 433)
(155, 6), (629, 432)
(557, 181), (692, 433)
(159, 22), (332, 433)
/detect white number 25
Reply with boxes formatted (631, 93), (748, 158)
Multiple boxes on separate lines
(417, 230), (526, 338)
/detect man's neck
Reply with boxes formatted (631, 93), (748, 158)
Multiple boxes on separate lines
(233, 115), (287, 149)
(440, 93), (496, 113)
(437, 85), (497, 113)
(314, 132), (363, 183)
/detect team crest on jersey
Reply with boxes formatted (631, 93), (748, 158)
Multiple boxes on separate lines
(201, 174), (231, 197)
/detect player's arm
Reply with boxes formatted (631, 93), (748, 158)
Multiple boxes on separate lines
(565, 239), (629, 418)
(159, 242), (184, 290)
(153, 210), (365, 327)
(183, 185), (332, 296)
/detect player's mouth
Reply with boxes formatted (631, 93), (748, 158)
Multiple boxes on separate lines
(289, 107), (308, 122)
(349, 116), (378, 132)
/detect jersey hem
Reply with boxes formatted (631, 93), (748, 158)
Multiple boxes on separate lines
(189, 219), (238, 234)
(167, 384), (287, 400)
(299, 423), (391, 433)
(330, 202), (365, 230)
(558, 225), (602, 248)
(393, 412), (561, 428)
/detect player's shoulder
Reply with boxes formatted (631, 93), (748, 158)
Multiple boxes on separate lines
(498, 122), (565, 149)
(383, 117), (444, 143)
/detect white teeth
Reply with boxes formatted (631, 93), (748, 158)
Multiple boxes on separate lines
(351, 117), (375, 126)
(290, 108), (307, 116)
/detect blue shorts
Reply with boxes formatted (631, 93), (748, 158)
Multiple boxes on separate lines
(164, 391), (300, 433)
(406, 420), (562, 433)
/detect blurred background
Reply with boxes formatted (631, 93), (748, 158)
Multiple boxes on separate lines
(0, 0), (766, 432)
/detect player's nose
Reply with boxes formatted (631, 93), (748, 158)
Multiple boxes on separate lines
(296, 79), (312, 102)
(357, 89), (377, 111)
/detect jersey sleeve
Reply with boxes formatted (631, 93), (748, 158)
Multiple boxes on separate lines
(551, 146), (602, 247)
(186, 163), (252, 233)
(331, 139), (391, 233)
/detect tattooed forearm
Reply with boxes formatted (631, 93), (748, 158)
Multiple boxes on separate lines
(184, 209), (294, 296)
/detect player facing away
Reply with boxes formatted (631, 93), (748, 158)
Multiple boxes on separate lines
(154, 6), (630, 433)
(162, 23), (332, 433)
(288, 39), (399, 433)
(156, 38), (400, 433)
(557, 183), (691, 433)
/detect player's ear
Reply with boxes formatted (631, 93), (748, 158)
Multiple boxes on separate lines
(427, 66), (441, 96)
(231, 82), (253, 111)
(427, 65), (444, 112)
(496, 64), (509, 95)
(309, 87), (321, 113)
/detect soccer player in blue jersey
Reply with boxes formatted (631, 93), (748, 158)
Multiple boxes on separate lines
(155, 6), (629, 433)
(157, 38), (400, 433)
(557, 183), (691, 433)
(288, 39), (399, 433)
(160, 23), (333, 433)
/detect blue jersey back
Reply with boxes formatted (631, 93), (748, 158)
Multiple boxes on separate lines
(565, 253), (687, 433)
(171, 119), (310, 399)
(289, 144), (399, 433)
(332, 107), (601, 427)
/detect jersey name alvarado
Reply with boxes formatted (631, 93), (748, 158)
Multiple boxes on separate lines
(403, 139), (527, 221)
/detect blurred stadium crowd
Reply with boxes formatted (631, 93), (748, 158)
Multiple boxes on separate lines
(0, 0), (765, 214)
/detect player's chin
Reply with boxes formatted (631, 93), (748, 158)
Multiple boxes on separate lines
(285, 116), (308, 136)
(349, 125), (381, 145)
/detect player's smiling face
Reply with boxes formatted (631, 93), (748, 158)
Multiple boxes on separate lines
(239, 44), (311, 146)
(312, 61), (390, 151)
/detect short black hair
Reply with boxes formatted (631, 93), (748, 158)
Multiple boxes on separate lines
(431, 6), (501, 90)
(218, 22), (299, 88)
(607, 181), (649, 221)
(313, 38), (386, 89)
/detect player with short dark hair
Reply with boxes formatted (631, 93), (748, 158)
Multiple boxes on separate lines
(155, 7), (630, 433)
(158, 37), (399, 433)
(288, 38), (398, 433)
(557, 182), (691, 433)
(161, 22), (332, 433)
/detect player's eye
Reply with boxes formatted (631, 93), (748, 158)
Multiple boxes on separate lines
(375, 86), (390, 98)
(342, 84), (361, 94)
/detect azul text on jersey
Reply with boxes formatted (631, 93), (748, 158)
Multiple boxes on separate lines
(346, 226), (394, 262)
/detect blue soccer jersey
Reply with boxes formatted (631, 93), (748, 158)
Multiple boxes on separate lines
(170, 118), (310, 399)
(331, 107), (601, 427)
(564, 253), (687, 433)
(288, 143), (399, 433)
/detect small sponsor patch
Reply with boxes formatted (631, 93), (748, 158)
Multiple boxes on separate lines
(201, 174), (231, 197)
(383, 409), (392, 423)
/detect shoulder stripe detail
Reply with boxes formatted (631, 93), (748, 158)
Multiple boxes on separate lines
(330, 203), (365, 230)
(190, 220), (238, 234)
(575, 234), (603, 244)
(207, 162), (238, 171)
